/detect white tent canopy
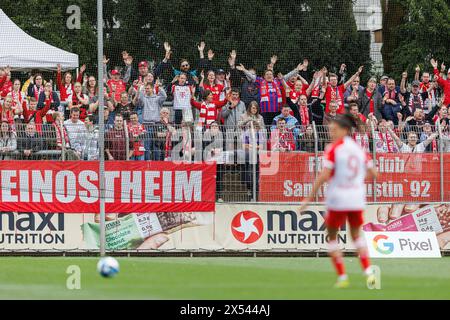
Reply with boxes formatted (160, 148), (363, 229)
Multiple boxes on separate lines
(0, 9), (79, 71)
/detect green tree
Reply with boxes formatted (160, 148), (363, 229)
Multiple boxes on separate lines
(2, 0), (371, 78)
(111, 0), (371, 77)
(382, 0), (450, 77)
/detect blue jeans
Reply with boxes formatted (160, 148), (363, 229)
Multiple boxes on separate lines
(130, 155), (145, 161)
(383, 103), (401, 125)
(143, 124), (154, 161)
(143, 123), (163, 161)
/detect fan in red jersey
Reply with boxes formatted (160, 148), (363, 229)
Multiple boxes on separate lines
(200, 70), (225, 102)
(299, 113), (378, 289)
(107, 69), (127, 103)
(56, 63), (85, 105)
(325, 65), (364, 114)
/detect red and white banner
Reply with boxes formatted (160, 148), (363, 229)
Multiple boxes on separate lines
(0, 161), (216, 213)
(259, 152), (449, 203)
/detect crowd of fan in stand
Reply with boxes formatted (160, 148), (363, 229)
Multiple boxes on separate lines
(0, 42), (449, 166)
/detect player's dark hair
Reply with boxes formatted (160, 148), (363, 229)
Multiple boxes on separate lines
(331, 113), (358, 131)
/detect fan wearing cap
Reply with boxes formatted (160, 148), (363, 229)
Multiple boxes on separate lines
(215, 69), (231, 101)
(400, 74), (426, 118)
(431, 58), (450, 107)
(130, 60), (154, 92)
(414, 65), (437, 107)
(377, 75), (389, 95)
(107, 69), (127, 103)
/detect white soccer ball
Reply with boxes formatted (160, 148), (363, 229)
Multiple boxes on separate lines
(97, 257), (119, 278)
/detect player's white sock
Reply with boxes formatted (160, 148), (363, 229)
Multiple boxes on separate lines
(338, 274), (348, 281)
(364, 267), (373, 276)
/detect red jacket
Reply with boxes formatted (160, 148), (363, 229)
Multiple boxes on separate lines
(434, 68), (450, 106)
(0, 105), (15, 125)
(57, 70), (84, 102)
(23, 99), (52, 133)
(107, 79), (127, 102)
(202, 83), (224, 102)
(0, 75), (12, 98)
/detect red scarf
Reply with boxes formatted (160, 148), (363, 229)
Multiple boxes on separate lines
(330, 86), (341, 103)
(420, 82), (435, 104)
(43, 91), (54, 104)
(408, 93), (424, 113)
(33, 85), (44, 100)
(53, 122), (69, 149)
(377, 132), (395, 153)
(1, 108), (14, 125)
(300, 105), (309, 126)
(353, 133), (370, 152)
(260, 80), (282, 103)
(366, 89), (374, 113)
(273, 129), (295, 151)
(165, 129), (173, 160)
(420, 82), (430, 92)
(203, 83), (224, 102)
(72, 93), (88, 120)
(385, 88), (397, 100)
(289, 90), (301, 101)
(198, 102), (219, 128)
(11, 90), (23, 106)
(311, 78), (321, 98)
(431, 137), (438, 153)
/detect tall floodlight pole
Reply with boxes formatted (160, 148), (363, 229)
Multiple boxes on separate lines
(97, 0), (106, 257)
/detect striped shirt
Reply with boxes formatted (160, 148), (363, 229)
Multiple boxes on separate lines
(255, 77), (283, 113)
(191, 99), (227, 129)
(243, 68), (299, 114)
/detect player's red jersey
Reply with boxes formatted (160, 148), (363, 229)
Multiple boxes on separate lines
(323, 136), (372, 211)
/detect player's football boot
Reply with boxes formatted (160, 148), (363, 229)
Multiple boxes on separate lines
(333, 278), (350, 289)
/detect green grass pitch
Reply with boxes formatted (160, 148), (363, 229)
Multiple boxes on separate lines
(0, 257), (449, 299)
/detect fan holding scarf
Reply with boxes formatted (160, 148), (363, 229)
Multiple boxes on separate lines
(236, 60), (303, 125)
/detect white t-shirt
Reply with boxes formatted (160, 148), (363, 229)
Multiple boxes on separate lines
(323, 136), (371, 211)
(172, 85), (191, 110)
(399, 142), (426, 153)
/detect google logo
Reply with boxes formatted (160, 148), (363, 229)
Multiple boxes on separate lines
(373, 234), (394, 254)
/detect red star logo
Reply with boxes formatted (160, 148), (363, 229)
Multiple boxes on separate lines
(231, 211), (264, 244)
